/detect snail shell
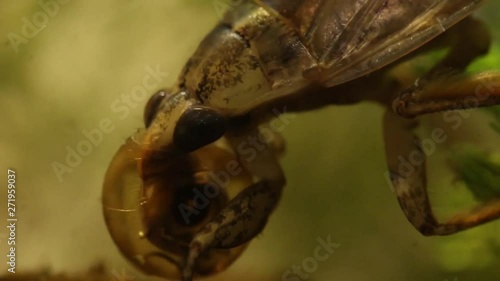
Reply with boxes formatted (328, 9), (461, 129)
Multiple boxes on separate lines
(102, 131), (253, 279)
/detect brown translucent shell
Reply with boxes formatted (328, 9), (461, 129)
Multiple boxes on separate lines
(102, 134), (253, 279)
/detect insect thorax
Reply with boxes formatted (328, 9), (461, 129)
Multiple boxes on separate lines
(179, 1), (317, 116)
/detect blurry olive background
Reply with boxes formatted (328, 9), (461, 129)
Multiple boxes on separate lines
(1, 1), (500, 281)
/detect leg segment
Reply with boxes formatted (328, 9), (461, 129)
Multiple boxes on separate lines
(394, 72), (500, 118)
(393, 17), (500, 118)
(426, 16), (491, 77)
(385, 17), (500, 236)
(182, 123), (285, 281)
(383, 109), (500, 236)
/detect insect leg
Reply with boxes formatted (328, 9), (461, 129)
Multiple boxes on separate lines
(383, 109), (500, 236)
(182, 124), (285, 281)
(426, 17), (491, 76)
(393, 17), (500, 118)
(394, 72), (500, 118)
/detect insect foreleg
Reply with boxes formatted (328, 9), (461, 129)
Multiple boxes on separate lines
(182, 123), (285, 281)
(383, 109), (500, 236)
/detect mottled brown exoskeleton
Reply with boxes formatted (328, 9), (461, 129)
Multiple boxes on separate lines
(103, 0), (500, 280)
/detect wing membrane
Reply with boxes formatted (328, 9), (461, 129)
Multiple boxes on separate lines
(258, 0), (486, 87)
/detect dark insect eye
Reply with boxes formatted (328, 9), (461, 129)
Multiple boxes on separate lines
(144, 90), (169, 128)
(173, 106), (227, 152)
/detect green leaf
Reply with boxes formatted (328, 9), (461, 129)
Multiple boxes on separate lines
(484, 106), (500, 134)
(451, 147), (500, 202)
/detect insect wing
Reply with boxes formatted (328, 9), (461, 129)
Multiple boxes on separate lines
(257, 0), (486, 86)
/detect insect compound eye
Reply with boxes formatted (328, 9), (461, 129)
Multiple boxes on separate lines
(144, 89), (170, 128)
(173, 106), (227, 152)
